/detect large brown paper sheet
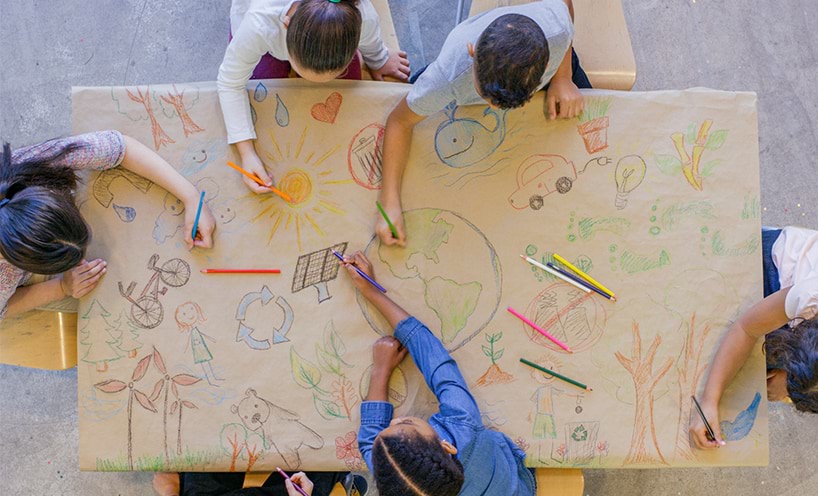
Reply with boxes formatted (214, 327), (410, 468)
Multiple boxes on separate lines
(72, 80), (767, 471)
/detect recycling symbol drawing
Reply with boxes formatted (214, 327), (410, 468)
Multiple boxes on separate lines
(234, 285), (294, 350)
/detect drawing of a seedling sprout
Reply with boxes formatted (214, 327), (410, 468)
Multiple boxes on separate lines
(219, 423), (266, 472)
(656, 120), (728, 191)
(476, 332), (514, 387)
(149, 346), (202, 462)
(290, 321), (359, 420)
(94, 352), (158, 470)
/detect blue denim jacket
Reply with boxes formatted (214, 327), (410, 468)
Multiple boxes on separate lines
(359, 317), (535, 496)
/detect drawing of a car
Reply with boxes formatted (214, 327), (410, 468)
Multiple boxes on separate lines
(508, 154), (577, 210)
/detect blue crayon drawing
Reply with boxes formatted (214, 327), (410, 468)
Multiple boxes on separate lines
(180, 138), (226, 177)
(253, 82), (268, 102)
(113, 204), (136, 223)
(275, 94), (290, 127)
(719, 392), (761, 441)
(434, 103), (507, 168)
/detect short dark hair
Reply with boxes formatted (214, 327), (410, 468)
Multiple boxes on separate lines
(765, 317), (818, 413)
(0, 141), (90, 275)
(286, 0), (362, 74)
(372, 431), (464, 496)
(474, 14), (549, 109)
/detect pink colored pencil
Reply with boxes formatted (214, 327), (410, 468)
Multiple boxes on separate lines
(507, 306), (573, 353)
(200, 269), (281, 274)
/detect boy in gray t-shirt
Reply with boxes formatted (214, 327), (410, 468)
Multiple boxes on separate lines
(375, 0), (590, 246)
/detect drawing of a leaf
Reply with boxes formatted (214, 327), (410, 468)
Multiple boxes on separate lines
(685, 123), (697, 143)
(655, 154), (682, 175)
(314, 394), (343, 420)
(133, 390), (157, 413)
(132, 355), (152, 382)
(495, 331), (503, 342)
(152, 346), (167, 375)
(94, 379), (128, 393)
(494, 349), (505, 361)
(705, 129), (728, 150)
(182, 400), (197, 409)
(326, 322), (351, 367)
(171, 382), (178, 398)
(482, 345), (493, 357)
(172, 374), (202, 386)
(291, 347), (322, 390)
(316, 345), (341, 376)
(701, 159), (722, 177)
(170, 401), (178, 415)
(148, 379), (164, 402)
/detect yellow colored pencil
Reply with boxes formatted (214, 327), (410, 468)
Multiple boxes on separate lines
(553, 253), (616, 301)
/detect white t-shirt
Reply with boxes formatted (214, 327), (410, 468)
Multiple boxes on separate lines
(771, 226), (818, 320)
(218, 0), (390, 143)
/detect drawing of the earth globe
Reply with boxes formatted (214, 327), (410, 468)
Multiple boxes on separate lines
(358, 208), (502, 352)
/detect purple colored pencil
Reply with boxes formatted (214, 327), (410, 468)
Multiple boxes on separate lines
(331, 250), (387, 293)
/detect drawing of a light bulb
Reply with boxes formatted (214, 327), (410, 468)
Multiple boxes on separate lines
(614, 155), (646, 210)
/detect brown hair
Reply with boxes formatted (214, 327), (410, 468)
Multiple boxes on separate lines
(286, 0), (362, 74)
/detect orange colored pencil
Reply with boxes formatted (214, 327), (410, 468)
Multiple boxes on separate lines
(226, 161), (292, 202)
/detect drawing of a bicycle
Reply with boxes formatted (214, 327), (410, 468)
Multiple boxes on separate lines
(118, 254), (191, 329)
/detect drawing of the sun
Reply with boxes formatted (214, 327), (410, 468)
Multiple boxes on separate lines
(254, 126), (353, 249)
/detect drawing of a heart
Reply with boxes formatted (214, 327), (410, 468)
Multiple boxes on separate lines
(311, 92), (343, 124)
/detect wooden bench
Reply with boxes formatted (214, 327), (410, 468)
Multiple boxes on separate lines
(0, 310), (78, 370)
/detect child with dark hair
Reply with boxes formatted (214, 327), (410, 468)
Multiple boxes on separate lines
(690, 226), (818, 449)
(0, 131), (215, 319)
(341, 252), (536, 495)
(376, 0), (589, 246)
(219, 0), (410, 195)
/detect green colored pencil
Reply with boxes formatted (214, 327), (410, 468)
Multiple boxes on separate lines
(376, 201), (398, 238)
(520, 358), (592, 392)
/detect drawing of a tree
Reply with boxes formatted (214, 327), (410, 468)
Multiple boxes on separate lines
(150, 347), (202, 464)
(160, 84), (204, 138)
(126, 86), (175, 150)
(115, 311), (143, 358)
(476, 331), (514, 386)
(80, 300), (122, 372)
(219, 423), (266, 472)
(94, 352), (158, 470)
(615, 321), (673, 466)
(673, 314), (712, 461)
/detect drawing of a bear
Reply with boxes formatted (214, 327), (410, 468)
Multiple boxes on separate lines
(230, 388), (324, 469)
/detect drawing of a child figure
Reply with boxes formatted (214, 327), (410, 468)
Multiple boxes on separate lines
(175, 301), (224, 387)
(529, 354), (583, 464)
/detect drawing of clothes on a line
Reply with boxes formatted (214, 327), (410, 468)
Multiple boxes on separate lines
(176, 302), (224, 387)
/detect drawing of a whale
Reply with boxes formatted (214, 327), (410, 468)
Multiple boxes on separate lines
(434, 103), (507, 168)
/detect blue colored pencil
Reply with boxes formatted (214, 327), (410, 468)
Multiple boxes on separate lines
(331, 249), (387, 293)
(191, 191), (206, 241)
(546, 262), (612, 301)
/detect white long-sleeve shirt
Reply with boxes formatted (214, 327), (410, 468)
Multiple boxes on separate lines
(219, 0), (390, 144)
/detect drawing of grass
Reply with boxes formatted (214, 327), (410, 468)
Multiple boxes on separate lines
(578, 97), (612, 123)
(95, 447), (225, 471)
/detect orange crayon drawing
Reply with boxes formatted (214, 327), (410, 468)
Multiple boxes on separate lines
(673, 314), (712, 461)
(161, 84), (204, 138)
(126, 86), (175, 150)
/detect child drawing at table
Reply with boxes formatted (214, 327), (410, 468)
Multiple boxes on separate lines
(219, 0), (410, 195)
(176, 301), (224, 386)
(340, 251), (536, 495)
(0, 131), (215, 320)
(690, 226), (818, 450)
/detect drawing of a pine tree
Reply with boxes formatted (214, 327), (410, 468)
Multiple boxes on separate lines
(80, 299), (122, 372)
(114, 311), (143, 358)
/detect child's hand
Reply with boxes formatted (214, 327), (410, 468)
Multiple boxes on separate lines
(688, 398), (726, 450)
(372, 336), (408, 373)
(184, 201), (216, 250)
(369, 50), (411, 82)
(545, 78), (584, 120)
(375, 201), (406, 247)
(285, 472), (313, 496)
(61, 259), (107, 298)
(340, 251), (379, 294)
(240, 149), (275, 195)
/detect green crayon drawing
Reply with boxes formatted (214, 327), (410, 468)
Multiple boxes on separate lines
(476, 331), (515, 387)
(425, 276), (482, 344)
(741, 194), (760, 220)
(709, 231), (760, 257)
(617, 248), (671, 274)
(657, 119), (728, 191)
(567, 211), (630, 242)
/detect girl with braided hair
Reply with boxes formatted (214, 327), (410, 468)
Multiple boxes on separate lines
(0, 131), (215, 319)
(340, 252), (536, 496)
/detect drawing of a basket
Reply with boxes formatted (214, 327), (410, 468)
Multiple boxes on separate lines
(577, 116), (609, 154)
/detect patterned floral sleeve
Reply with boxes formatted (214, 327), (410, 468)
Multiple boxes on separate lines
(0, 262), (32, 320)
(11, 130), (126, 171)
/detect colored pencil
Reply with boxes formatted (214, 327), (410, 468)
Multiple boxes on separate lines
(520, 358), (592, 392)
(200, 269), (281, 274)
(546, 262), (613, 301)
(331, 250), (387, 293)
(376, 201), (399, 238)
(226, 161), (293, 202)
(507, 306), (573, 353)
(520, 255), (590, 294)
(691, 395), (717, 443)
(190, 190), (205, 241)
(276, 467), (310, 496)
(553, 253), (617, 301)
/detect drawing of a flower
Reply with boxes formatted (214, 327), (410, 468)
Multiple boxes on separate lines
(335, 431), (362, 470)
(514, 437), (530, 452)
(597, 440), (609, 455)
(556, 443), (567, 458)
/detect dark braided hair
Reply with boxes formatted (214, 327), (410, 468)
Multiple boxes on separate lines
(287, 0), (362, 75)
(372, 430), (464, 496)
(0, 141), (90, 274)
(765, 317), (818, 413)
(474, 14), (548, 109)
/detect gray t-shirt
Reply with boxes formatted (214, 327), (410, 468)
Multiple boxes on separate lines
(407, 0), (573, 116)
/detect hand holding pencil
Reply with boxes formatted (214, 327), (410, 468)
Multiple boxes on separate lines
(183, 190), (215, 250)
(338, 251), (385, 295)
(375, 199), (406, 247)
(234, 147), (275, 195)
(688, 396), (725, 450)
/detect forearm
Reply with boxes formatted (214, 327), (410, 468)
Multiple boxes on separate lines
(361, 290), (410, 330)
(701, 322), (759, 404)
(120, 136), (199, 205)
(379, 103), (416, 207)
(235, 139), (258, 162)
(5, 279), (65, 317)
(366, 367), (392, 401)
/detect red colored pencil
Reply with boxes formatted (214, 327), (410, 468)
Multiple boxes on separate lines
(200, 269), (281, 274)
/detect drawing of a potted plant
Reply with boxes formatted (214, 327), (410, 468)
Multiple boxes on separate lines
(475, 332), (514, 387)
(576, 97), (612, 154)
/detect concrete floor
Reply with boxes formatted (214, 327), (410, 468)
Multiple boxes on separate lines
(1, 0), (817, 494)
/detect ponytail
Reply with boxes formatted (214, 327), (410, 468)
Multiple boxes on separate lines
(286, 0), (362, 74)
